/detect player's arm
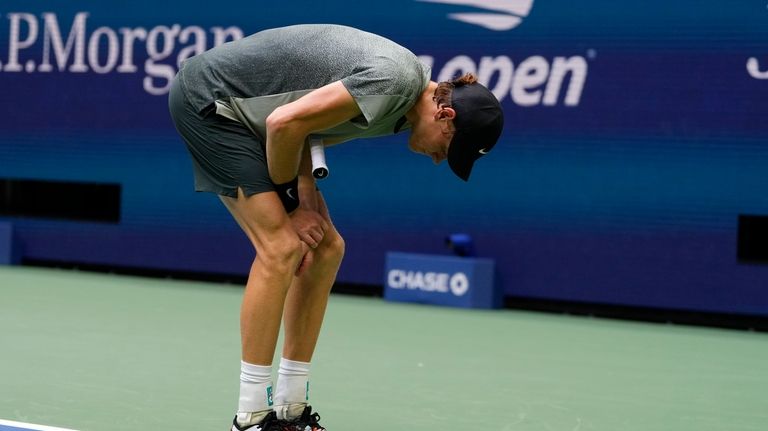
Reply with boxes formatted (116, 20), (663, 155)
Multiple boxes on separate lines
(297, 142), (319, 211)
(265, 81), (361, 185)
(290, 141), (329, 251)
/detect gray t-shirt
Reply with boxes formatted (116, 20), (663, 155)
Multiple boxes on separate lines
(179, 24), (431, 142)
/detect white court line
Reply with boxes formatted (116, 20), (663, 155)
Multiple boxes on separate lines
(0, 419), (80, 431)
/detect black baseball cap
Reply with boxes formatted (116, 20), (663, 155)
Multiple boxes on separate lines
(446, 82), (504, 181)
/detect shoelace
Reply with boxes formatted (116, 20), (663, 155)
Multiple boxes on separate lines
(287, 412), (324, 431)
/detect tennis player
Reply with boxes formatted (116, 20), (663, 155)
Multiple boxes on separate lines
(168, 24), (503, 431)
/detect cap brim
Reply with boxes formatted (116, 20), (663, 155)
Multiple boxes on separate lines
(447, 129), (481, 181)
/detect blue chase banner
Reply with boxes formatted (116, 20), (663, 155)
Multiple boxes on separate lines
(0, 1), (766, 315)
(384, 252), (500, 309)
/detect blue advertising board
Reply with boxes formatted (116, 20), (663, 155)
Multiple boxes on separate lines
(0, 1), (766, 315)
(384, 252), (499, 309)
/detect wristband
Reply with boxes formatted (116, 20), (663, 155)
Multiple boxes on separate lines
(274, 176), (299, 213)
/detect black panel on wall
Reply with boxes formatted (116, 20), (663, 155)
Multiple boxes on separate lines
(738, 215), (768, 264)
(0, 179), (121, 223)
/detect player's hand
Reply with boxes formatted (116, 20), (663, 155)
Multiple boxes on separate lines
(289, 208), (329, 249)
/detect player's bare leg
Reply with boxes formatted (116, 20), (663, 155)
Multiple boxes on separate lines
(220, 188), (307, 430)
(276, 192), (342, 429)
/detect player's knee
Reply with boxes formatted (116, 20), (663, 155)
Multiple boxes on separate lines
(318, 229), (345, 264)
(260, 234), (304, 273)
(329, 231), (346, 261)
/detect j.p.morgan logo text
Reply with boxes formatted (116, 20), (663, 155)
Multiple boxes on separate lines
(0, 11), (589, 106)
(0, 12), (243, 95)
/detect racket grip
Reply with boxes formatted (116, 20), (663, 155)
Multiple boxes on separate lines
(309, 137), (329, 179)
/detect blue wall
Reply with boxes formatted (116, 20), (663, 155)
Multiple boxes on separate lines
(1, 1), (767, 315)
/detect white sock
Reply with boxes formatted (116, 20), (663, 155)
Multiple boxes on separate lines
(274, 357), (311, 420)
(237, 361), (273, 426)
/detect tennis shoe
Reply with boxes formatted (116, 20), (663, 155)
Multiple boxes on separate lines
(231, 411), (283, 431)
(283, 405), (326, 431)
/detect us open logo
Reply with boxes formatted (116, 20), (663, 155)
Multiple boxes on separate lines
(417, 0), (534, 31)
(415, 0), (591, 108)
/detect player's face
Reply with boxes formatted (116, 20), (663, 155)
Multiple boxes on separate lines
(408, 108), (455, 165)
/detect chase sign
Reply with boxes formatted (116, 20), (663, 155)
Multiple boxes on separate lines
(384, 252), (500, 309)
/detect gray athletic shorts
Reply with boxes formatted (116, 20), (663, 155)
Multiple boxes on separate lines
(168, 75), (274, 198)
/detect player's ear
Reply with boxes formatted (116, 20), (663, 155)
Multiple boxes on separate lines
(434, 106), (456, 121)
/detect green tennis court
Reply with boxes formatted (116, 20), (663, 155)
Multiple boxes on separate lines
(1, 266), (766, 431)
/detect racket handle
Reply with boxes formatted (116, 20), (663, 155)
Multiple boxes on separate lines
(309, 137), (329, 179)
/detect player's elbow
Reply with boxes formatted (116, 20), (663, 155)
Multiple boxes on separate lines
(265, 107), (290, 135)
(266, 106), (308, 140)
